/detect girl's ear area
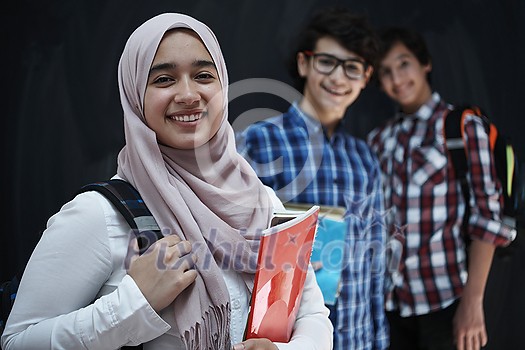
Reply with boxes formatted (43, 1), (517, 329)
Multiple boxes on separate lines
(297, 52), (308, 78)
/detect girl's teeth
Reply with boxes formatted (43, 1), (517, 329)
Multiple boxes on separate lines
(173, 114), (201, 122)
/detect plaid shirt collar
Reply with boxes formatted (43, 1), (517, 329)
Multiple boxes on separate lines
(291, 101), (347, 141)
(394, 91), (442, 122)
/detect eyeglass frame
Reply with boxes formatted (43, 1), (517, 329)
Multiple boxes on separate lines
(303, 50), (369, 80)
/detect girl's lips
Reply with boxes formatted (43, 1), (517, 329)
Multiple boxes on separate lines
(168, 110), (207, 122)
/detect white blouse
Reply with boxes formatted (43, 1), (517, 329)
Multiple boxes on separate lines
(1, 185), (332, 350)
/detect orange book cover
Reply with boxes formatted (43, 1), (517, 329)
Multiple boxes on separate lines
(245, 205), (320, 343)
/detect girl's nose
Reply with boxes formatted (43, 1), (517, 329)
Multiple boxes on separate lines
(174, 79), (200, 105)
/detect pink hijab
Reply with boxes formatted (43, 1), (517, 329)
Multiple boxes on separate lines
(116, 13), (273, 349)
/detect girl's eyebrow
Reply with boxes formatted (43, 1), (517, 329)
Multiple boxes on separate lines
(149, 60), (216, 76)
(149, 62), (176, 75)
(194, 59), (215, 68)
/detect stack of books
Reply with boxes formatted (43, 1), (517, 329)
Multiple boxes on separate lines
(246, 205), (320, 342)
(284, 203), (347, 306)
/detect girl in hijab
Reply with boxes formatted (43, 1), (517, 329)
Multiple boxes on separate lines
(1, 13), (332, 350)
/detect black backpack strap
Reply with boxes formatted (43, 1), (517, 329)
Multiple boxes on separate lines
(79, 179), (152, 350)
(444, 108), (468, 175)
(78, 179), (163, 255)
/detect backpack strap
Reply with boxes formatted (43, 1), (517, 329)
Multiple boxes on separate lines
(444, 107), (471, 235)
(444, 108), (468, 179)
(443, 106), (488, 235)
(78, 179), (163, 255)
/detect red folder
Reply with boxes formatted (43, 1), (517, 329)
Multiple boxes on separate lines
(245, 205), (320, 342)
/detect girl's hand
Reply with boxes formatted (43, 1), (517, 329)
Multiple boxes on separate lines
(128, 235), (198, 312)
(232, 338), (278, 350)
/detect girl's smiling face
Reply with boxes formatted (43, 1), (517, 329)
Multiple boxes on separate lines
(144, 29), (223, 150)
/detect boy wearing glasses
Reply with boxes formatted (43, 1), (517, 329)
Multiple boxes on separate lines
(237, 7), (389, 350)
(367, 27), (515, 350)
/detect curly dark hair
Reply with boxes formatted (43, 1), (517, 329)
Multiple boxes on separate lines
(288, 6), (379, 91)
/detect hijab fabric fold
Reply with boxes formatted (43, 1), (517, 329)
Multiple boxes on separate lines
(116, 13), (273, 349)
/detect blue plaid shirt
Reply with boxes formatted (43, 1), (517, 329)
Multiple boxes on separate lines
(236, 103), (389, 350)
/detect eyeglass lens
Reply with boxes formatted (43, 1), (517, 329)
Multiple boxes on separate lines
(313, 54), (365, 79)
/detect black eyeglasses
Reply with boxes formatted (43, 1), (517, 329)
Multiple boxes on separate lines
(304, 51), (368, 80)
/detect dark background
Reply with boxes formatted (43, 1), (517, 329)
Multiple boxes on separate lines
(2, 0), (524, 348)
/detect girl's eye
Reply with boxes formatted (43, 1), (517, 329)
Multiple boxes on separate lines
(195, 72), (216, 81)
(152, 76), (174, 84)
